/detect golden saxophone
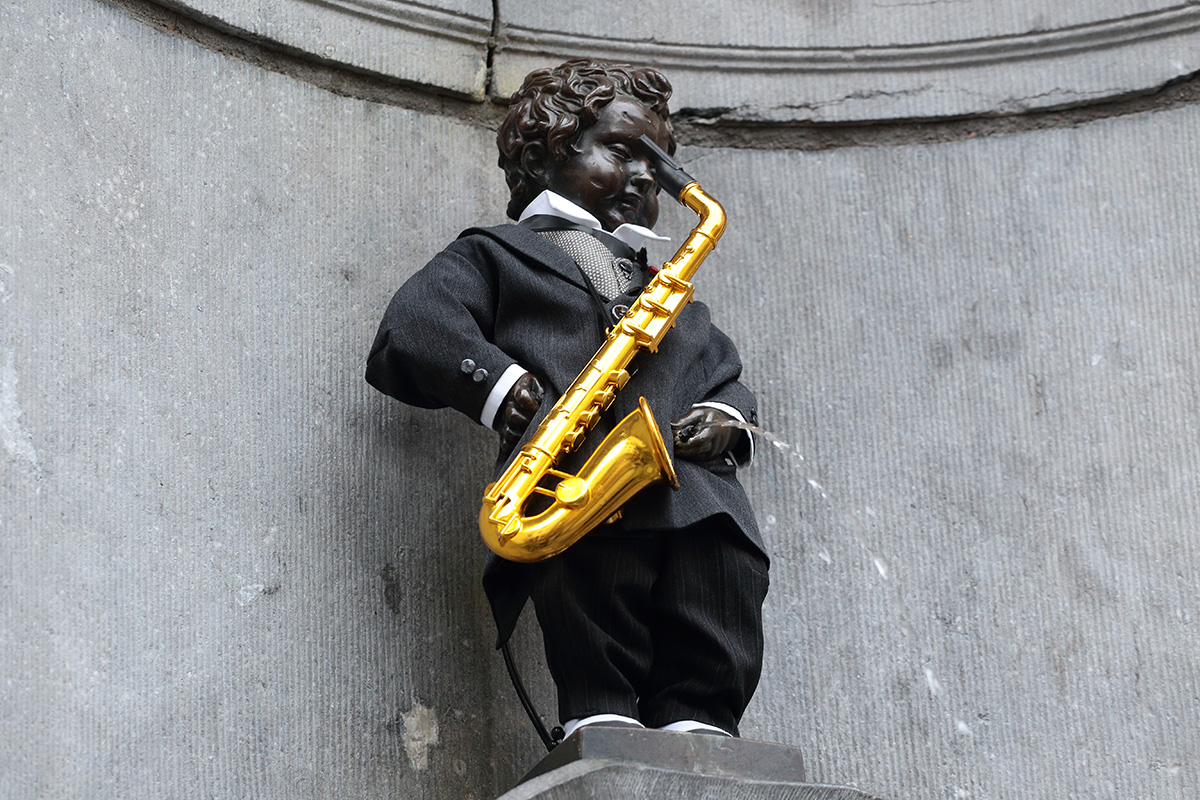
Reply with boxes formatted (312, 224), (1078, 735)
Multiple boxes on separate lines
(479, 136), (726, 563)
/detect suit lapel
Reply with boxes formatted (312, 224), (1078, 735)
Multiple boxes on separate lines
(464, 223), (591, 293)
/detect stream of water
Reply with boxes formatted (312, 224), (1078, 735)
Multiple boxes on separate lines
(712, 418), (974, 738)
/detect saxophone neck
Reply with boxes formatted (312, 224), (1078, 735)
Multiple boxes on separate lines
(654, 183), (724, 285)
(637, 134), (726, 259)
(680, 183), (726, 246)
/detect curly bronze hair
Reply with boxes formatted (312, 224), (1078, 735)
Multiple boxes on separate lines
(497, 58), (677, 221)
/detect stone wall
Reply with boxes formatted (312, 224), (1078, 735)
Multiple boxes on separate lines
(2, 1), (1197, 799)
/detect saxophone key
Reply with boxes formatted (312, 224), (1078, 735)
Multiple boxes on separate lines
(496, 515), (522, 544)
(656, 271), (689, 290)
(554, 477), (589, 509)
(641, 296), (672, 315)
(619, 320), (656, 347)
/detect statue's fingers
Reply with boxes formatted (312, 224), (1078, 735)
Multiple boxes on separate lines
(670, 407), (706, 430)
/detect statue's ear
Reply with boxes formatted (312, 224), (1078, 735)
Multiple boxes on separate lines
(522, 142), (552, 189)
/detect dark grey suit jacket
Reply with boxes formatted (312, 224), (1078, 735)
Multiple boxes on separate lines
(366, 223), (763, 641)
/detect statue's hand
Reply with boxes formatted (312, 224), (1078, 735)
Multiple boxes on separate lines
(496, 373), (544, 456)
(671, 406), (741, 462)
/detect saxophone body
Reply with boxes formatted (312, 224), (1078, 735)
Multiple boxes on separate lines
(479, 141), (725, 563)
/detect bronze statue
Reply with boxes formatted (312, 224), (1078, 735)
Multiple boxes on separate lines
(367, 58), (768, 742)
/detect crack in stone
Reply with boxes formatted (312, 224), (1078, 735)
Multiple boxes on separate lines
(675, 67), (1200, 150)
(485, 0), (500, 99)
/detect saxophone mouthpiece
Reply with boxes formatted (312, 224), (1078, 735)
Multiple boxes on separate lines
(638, 134), (695, 201)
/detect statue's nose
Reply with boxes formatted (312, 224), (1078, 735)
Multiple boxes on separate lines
(629, 157), (654, 192)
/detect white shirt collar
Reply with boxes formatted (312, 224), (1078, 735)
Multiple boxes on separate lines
(519, 190), (670, 250)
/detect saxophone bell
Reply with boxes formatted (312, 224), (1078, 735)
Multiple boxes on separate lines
(481, 398), (677, 563)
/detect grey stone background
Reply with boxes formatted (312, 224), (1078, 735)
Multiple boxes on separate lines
(2, 1), (1197, 799)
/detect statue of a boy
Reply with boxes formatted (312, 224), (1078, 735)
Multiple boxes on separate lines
(366, 58), (769, 739)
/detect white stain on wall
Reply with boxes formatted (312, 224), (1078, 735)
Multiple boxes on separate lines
(0, 263), (13, 302)
(401, 703), (440, 771)
(1, 349), (39, 473)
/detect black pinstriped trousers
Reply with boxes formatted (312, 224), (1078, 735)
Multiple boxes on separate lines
(528, 517), (770, 735)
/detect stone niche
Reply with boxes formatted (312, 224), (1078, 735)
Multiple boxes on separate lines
(161, 0), (1200, 120)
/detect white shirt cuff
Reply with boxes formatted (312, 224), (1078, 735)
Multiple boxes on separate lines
(692, 401), (755, 465)
(480, 363), (529, 429)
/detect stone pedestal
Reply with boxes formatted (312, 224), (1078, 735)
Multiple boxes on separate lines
(497, 727), (884, 800)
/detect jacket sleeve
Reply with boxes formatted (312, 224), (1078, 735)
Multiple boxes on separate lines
(365, 242), (518, 425)
(692, 320), (759, 465)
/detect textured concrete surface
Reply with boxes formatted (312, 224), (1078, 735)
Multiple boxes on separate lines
(3, 1), (1199, 799)
(1, 2), (523, 797)
(690, 116), (1200, 798)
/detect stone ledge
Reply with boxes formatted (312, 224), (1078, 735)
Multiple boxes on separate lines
(497, 728), (885, 800)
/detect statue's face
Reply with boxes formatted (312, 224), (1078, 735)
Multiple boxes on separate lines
(544, 97), (671, 232)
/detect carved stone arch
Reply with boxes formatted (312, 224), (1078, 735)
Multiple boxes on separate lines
(160, 0), (1200, 121)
